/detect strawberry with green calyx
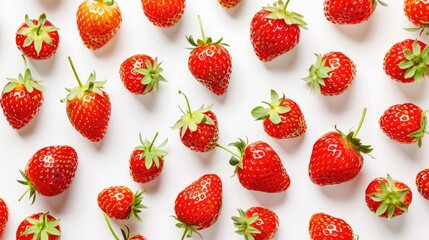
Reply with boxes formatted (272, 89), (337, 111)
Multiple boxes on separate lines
(16, 212), (61, 240)
(104, 214), (147, 240)
(98, 186), (146, 221)
(404, 0), (429, 35)
(232, 207), (279, 240)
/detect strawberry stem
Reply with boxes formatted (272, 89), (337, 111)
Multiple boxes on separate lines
(18, 188), (30, 201)
(197, 15), (206, 42)
(353, 108), (367, 138)
(180, 228), (188, 240)
(216, 144), (241, 158)
(178, 90), (193, 119)
(68, 56), (83, 87)
(21, 54), (28, 70)
(148, 132), (159, 151)
(283, 0), (290, 11)
(104, 213), (120, 240)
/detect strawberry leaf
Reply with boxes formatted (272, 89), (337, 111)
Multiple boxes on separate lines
(232, 209), (261, 239)
(302, 53), (333, 95)
(263, 0), (308, 29)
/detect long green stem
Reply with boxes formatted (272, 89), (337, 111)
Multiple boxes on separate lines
(178, 90), (193, 118)
(353, 108), (367, 138)
(197, 15), (206, 42)
(283, 0), (291, 11)
(216, 144), (241, 158)
(21, 54), (28, 70)
(104, 213), (120, 240)
(149, 132), (159, 151)
(68, 56), (83, 87)
(180, 228), (188, 240)
(18, 188), (30, 201)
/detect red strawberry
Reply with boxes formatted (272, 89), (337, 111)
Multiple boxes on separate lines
(232, 207), (279, 240)
(218, 0), (241, 8)
(16, 213), (60, 240)
(404, 0), (429, 35)
(218, 139), (291, 192)
(383, 39), (429, 83)
(302, 52), (357, 96)
(104, 214), (147, 240)
(379, 103), (428, 147)
(0, 198), (8, 238)
(18, 145), (78, 204)
(416, 168), (429, 200)
(173, 174), (222, 239)
(250, 0), (307, 62)
(130, 132), (168, 184)
(141, 0), (185, 27)
(98, 186), (146, 221)
(324, 0), (387, 24)
(172, 91), (219, 152)
(365, 174), (412, 219)
(309, 108), (373, 185)
(62, 57), (111, 142)
(1, 55), (44, 129)
(16, 13), (59, 60)
(309, 213), (356, 240)
(251, 89), (306, 139)
(187, 16), (232, 96)
(76, 0), (122, 50)
(119, 54), (167, 94)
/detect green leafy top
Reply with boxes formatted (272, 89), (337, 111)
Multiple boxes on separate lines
(172, 215), (202, 240)
(404, 21), (429, 36)
(20, 213), (61, 240)
(232, 209), (261, 240)
(4, 55), (43, 94)
(134, 58), (167, 94)
(397, 40), (429, 83)
(18, 170), (37, 204)
(263, 0), (308, 29)
(134, 132), (168, 169)
(128, 190), (147, 221)
(17, 13), (59, 56)
(301, 53), (333, 95)
(409, 110), (428, 148)
(251, 89), (291, 124)
(186, 15), (229, 51)
(216, 138), (248, 175)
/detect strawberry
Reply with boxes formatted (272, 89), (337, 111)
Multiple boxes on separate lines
(1, 55), (44, 129)
(379, 103), (428, 147)
(309, 108), (373, 186)
(416, 169), (429, 200)
(232, 207), (279, 240)
(302, 52), (356, 96)
(18, 145), (78, 204)
(141, 0), (185, 27)
(309, 213), (356, 240)
(104, 214), (147, 240)
(404, 0), (429, 35)
(119, 54), (167, 95)
(217, 139), (291, 193)
(0, 198), (8, 238)
(98, 186), (146, 221)
(251, 89), (306, 139)
(383, 39), (429, 83)
(16, 13), (59, 60)
(173, 174), (222, 239)
(250, 0), (307, 62)
(62, 57), (111, 142)
(218, 0), (241, 8)
(76, 0), (122, 50)
(365, 174), (412, 219)
(16, 212), (60, 240)
(172, 90), (219, 152)
(130, 132), (168, 184)
(187, 16), (232, 96)
(323, 0), (387, 24)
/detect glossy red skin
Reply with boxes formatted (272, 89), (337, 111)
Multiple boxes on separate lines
(324, 0), (376, 24)
(26, 145), (78, 196)
(250, 10), (300, 62)
(180, 111), (219, 152)
(16, 19), (59, 60)
(383, 39), (426, 83)
(239, 141), (290, 193)
(416, 169), (429, 200)
(66, 91), (111, 142)
(0, 198), (8, 238)
(404, 0), (429, 27)
(175, 174), (222, 229)
(129, 149), (164, 184)
(98, 186), (135, 220)
(120, 54), (155, 94)
(141, 0), (185, 27)
(1, 83), (43, 129)
(319, 52), (356, 96)
(365, 177), (412, 218)
(309, 213), (354, 240)
(245, 207), (279, 240)
(379, 103), (423, 144)
(16, 213), (60, 240)
(129, 235), (147, 240)
(309, 132), (363, 186)
(218, 0), (241, 8)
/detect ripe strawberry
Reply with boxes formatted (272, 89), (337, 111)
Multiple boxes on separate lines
(365, 174), (412, 219)
(324, 0), (387, 24)
(187, 16), (232, 96)
(250, 0), (307, 62)
(141, 0), (185, 27)
(104, 214), (147, 240)
(302, 52), (356, 96)
(172, 91), (219, 152)
(130, 132), (168, 184)
(18, 145), (78, 204)
(309, 213), (355, 240)
(218, 0), (241, 8)
(16, 13), (59, 60)
(16, 213), (60, 240)
(383, 39), (429, 83)
(76, 0), (122, 50)
(98, 186), (146, 221)
(62, 57), (111, 142)
(379, 103), (428, 147)
(404, 0), (429, 35)
(173, 174), (222, 239)
(309, 108), (373, 186)
(416, 169), (429, 200)
(0, 198), (8, 238)
(251, 89), (306, 139)
(1, 55), (43, 129)
(217, 139), (291, 192)
(119, 54), (167, 94)
(232, 207), (279, 240)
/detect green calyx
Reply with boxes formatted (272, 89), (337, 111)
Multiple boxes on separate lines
(397, 40), (429, 83)
(232, 209), (261, 240)
(216, 138), (247, 175)
(408, 110), (429, 148)
(17, 13), (59, 56)
(172, 215), (202, 240)
(186, 15), (229, 51)
(17, 170), (37, 205)
(95, 0), (115, 6)
(251, 89), (291, 124)
(135, 132), (168, 170)
(104, 214), (139, 240)
(263, 0), (308, 29)
(4, 55), (43, 94)
(134, 58), (167, 94)
(368, 174), (410, 219)
(301, 53), (333, 95)
(20, 213), (61, 240)
(128, 190), (147, 221)
(404, 21), (429, 36)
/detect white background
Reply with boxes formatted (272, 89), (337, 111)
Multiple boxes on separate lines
(0, 0), (428, 239)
